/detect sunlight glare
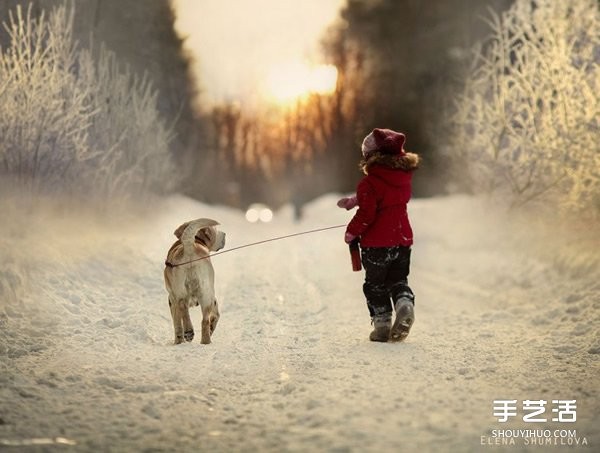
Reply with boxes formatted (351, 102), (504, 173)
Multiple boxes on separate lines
(309, 64), (338, 94)
(265, 62), (337, 104)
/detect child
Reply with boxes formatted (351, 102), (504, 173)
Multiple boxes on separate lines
(338, 128), (419, 342)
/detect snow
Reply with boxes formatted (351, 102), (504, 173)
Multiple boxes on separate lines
(1, 193), (598, 452)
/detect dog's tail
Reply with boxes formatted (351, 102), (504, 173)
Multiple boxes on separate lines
(180, 218), (220, 249)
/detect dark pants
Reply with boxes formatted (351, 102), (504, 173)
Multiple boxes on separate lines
(361, 245), (414, 318)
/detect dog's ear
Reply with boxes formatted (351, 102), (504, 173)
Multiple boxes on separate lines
(196, 226), (215, 247)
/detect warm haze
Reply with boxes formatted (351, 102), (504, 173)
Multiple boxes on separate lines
(173, 0), (344, 109)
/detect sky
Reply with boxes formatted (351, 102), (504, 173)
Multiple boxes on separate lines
(173, 0), (345, 109)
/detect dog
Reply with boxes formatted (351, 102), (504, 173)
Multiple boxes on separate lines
(164, 218), (226, 344)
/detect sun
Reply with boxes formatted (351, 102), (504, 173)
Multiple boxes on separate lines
(264, 61), (338, 105)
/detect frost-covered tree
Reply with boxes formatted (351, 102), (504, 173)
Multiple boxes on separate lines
(81, 45), (173, 198)
(446, 0), (599, 216)
(0, 2), (173, 199)
(0, 5), (95, 192)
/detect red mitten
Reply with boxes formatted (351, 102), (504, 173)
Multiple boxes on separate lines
(337, 195), (358, 210)
(344, 231), (357, 244)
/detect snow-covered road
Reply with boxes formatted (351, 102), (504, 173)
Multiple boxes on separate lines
(1, 194), (598, 452)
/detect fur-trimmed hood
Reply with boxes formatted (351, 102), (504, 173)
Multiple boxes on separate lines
(360, 151), (420, 175)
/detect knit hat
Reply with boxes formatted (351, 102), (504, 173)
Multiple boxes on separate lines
(361, 128), (406, 158)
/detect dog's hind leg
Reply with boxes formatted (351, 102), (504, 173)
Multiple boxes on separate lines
(170, 298), (185, 345)
(209, 299), (220, 335)
(182, 303), (194, 342)
(200, 305), (212, 344)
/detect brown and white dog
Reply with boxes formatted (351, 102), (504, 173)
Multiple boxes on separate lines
(164, 218), (226, 344)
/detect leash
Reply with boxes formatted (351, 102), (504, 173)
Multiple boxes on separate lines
(166, 224), (346, 268)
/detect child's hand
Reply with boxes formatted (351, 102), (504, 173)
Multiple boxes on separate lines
(337, 195), (358, 210)
(344, 232), (357, 244)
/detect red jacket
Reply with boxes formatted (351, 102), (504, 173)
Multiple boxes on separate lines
(346, 165), (414, 248)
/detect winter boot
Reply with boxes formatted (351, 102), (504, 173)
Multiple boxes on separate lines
(369, 314), (391, 342)
(390, 298), (414, 342)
